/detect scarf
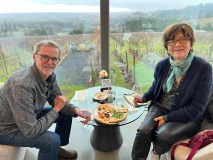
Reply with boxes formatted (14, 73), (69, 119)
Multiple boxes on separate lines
(166, 53), (194, 93)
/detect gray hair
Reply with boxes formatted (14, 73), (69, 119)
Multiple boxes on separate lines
(33, 40), (61, 55)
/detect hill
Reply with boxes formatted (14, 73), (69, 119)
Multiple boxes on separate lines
(187, 17), (213, 28)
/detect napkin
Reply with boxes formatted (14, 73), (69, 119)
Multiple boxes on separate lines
(73, 90), (88, 101)
(124, 94), (147, 107)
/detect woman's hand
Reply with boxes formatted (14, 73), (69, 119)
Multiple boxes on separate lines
(154, 116), (166, 127)
(133, 94), (143, 106)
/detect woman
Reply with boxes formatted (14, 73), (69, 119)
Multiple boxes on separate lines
(131, 23), (212, 160)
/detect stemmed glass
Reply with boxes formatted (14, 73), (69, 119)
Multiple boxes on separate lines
(81, 109), (94, 133)
(131, 85), (138, 112)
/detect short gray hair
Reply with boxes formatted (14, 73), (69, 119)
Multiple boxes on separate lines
(33, 40), (61, 55)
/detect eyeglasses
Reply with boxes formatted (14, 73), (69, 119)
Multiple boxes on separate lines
(167, 37), (190, 46)
(36, 53), (60, 64)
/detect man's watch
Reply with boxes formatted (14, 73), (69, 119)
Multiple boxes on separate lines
(162, 115), (168, 122)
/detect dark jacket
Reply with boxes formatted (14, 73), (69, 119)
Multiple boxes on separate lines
(143, 56), (212, 122)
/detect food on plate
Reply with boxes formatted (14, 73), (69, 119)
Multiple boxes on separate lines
(95, 104), (128, 124)
(93, 92), (108, 101)
(97, 94), (104, 100)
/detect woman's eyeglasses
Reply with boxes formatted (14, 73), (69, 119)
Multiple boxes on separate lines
(167, 37), (190, 46)
(36, 53), (60, 64)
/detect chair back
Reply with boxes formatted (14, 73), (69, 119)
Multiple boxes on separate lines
(202, 86), (213, 129)
(204, 87), (213, 121)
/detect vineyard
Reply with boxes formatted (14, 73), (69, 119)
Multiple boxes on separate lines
(0, 34), (93, 81)
(0, 31), (213, 98)
(109, 31), (213, 92)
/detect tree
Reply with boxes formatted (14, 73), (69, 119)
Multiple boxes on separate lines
(196, 24), (201, 30)
(203, 23), (213, 31)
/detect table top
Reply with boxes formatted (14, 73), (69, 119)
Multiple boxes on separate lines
(70, 86), (146, 127)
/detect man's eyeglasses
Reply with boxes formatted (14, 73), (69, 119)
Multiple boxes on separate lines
(167, 37), (190, 46)
(36, 53), (60, 64)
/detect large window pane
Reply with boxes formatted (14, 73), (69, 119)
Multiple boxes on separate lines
(1, 0), (213, 98)
(0, 0), (100, 99)
(110, 0), (213, 93)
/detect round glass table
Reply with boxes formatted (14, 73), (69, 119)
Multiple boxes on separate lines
(70, 86), (146, 152)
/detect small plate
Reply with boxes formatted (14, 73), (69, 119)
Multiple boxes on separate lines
(93, 92), (108, 101)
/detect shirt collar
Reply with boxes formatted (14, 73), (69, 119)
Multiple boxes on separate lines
(31, 63), (56, 88)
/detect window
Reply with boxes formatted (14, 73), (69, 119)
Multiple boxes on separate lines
(109, 0), (213, 93)
(0, 0), (212, 98)
(0, 0), (100, 99)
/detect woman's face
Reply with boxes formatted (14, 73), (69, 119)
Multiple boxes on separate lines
(167, 32), (191, 61)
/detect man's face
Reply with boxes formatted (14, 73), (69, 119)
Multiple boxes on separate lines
(33, 45), (60, 80)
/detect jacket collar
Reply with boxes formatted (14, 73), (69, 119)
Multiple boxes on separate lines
(31, 63), (56, 89)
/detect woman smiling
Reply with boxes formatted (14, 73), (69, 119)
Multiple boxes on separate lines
(131, 23), (213, 160)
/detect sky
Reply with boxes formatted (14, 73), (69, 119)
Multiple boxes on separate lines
(0, 0), (213, 13)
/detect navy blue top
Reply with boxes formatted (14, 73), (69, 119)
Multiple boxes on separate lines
(143, 56), (213, 122)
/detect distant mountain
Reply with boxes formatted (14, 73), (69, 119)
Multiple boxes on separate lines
(111, 3), (213, 32)
(152, 3), (213, 31)
(152, 3), (213, 19)
(0, 3), (212, 37)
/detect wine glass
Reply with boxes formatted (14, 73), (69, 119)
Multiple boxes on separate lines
(81, 109), (94, 133)
(131, 85), (138, 112)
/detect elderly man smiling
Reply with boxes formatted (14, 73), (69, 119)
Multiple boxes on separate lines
(0, 40), (90, 160)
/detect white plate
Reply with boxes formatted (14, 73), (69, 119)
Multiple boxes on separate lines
(93, 92), (108, 101)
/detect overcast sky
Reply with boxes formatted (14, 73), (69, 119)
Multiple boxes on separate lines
(0, 0), (212, 13)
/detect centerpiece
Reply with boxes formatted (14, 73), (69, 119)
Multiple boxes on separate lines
(99, 70), (112, 92)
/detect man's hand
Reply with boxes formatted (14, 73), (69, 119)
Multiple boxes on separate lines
(154, 116), (166, 127)
(74, 108), (91, 124)
(133, 94), (143, 106)
(53, 95), (68, 112)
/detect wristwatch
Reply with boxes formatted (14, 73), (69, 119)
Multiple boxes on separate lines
(162, 115), (168, 122)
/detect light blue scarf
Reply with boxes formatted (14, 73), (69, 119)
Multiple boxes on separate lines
(166, 53), (194, 92)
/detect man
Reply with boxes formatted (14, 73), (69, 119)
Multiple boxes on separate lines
(0, 40), (90, 160)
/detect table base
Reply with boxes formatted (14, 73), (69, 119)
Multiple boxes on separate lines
(90, 126), (123, 152)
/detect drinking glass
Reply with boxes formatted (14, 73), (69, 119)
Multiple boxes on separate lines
(131, 93), (139, 112)
(115, 96), (124, 108)
(107, 91), (115, 104)
(77, 89), (88, 109)
(81, 109), (94, 133)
